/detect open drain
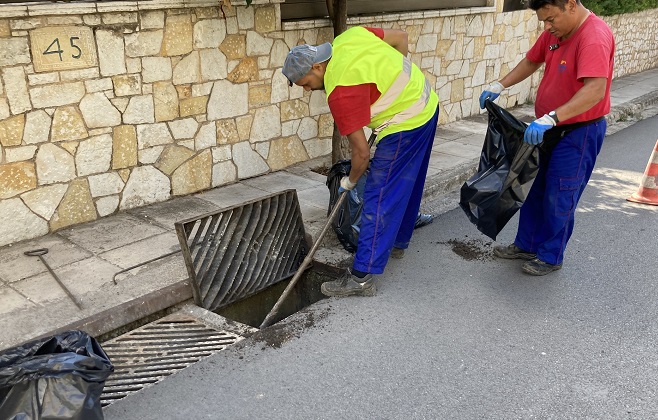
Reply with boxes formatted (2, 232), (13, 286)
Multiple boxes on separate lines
(100, 306), (255, 407)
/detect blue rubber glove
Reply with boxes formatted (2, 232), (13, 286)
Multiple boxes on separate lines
(524, 114), (557, 145)
(338, 176), (357, 194)
(479, 81), (504, 109)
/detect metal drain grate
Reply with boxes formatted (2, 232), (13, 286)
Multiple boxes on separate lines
(174, 189), (309, 312)
(100, 308), (251, 407)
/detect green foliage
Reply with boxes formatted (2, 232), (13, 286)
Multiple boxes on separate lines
(583, 0), (658, 16)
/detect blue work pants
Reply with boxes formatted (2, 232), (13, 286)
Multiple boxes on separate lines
(353, 107), (439, 274)
(515, 119), (607, 265)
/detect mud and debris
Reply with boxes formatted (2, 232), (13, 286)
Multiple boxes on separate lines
(250, 308), (331, 349)
(438, 237), (494, 261)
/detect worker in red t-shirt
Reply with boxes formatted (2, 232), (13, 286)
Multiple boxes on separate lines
(282, 27), (439, 296)
(479, 0), (615, 275)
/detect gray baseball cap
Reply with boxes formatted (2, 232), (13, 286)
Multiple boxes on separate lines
(282, 43), (333, 86)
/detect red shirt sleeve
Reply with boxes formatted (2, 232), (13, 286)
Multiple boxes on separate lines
(365, 27), (384, 40)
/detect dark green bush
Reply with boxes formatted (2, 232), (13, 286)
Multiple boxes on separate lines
(583, 0), (658, 16)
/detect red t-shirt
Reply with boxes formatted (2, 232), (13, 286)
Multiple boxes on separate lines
(526, 13), (615, 124)
(327, 27), (384, 136)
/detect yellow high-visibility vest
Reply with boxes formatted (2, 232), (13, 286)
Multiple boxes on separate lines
(324, 26), (439, 142)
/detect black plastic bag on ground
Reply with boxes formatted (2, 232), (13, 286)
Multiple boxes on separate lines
(459, 100), (539, 240)
(0, 330), (114, 420)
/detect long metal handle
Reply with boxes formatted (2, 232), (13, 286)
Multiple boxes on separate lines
(259, 191), (348, 329)
(259, 132), (376, 329)
(38, 255), (84, 310)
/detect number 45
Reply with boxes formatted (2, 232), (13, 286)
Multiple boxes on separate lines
(43, 37), (82, 61)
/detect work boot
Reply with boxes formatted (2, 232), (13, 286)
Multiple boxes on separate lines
(414, 213), (434, 229)
(522, 258), (563, 276)
(493, 243), (536, 260)
(390, 247), (405, 259)
(321, 270), (376, 297)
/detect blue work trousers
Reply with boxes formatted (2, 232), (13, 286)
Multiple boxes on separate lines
(353, 107), (439, 274)
(515, 119), (607, 265)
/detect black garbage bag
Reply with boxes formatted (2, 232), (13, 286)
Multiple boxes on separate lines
(326, 160), (368, 253)
(459, 100), (539, 240)
(0, 330), (114, 420)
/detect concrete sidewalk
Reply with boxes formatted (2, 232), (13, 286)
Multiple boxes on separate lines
(1, 67), (657, 353)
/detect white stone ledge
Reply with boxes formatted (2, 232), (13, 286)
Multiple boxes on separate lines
(0, 0), (281, 18)
(282, 6), (497, 30)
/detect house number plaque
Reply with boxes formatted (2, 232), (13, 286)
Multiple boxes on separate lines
(30, 26), (98, 72)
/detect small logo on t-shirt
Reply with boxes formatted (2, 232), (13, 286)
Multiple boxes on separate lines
(559, 60), (567, 73)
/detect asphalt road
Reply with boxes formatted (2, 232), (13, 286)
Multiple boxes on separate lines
(105, 114), (658, 419)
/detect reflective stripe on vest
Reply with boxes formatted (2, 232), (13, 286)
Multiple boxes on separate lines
(370, 56), (431, 134)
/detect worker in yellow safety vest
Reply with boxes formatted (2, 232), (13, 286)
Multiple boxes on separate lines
(283, 26), (439, 297)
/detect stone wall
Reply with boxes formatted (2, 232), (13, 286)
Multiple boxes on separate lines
(0, 0), (656, 247)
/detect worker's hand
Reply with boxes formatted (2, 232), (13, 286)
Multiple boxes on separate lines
(338, 176), (357, 194)
(524, 114), (557, 145)
(479, 81), (505, 109)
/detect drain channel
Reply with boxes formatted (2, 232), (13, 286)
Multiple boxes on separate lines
(100, 307), (253, 407)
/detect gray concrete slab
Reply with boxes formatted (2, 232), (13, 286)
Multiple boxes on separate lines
(58, 213), (167, 254)
(241, 171), (324, 193)
(126, 196), (220, 230)
(99, 231), (181, 270)
(195, 182), (274, 208)
(0, 235), (92, 283)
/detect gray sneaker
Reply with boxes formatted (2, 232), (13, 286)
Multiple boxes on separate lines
(493, 243), (536, 260)
(321, 270), (376, 297)
(522, 258), (562, 276)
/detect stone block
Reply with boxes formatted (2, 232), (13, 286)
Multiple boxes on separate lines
(194, 122), (216, 151)
(220, 34), (246, 60)
(49, 179), (97, 231)
(142, 57), (173, 83)
(123, 95), (155, 124)
(5, 145), (36, 162)
(113, 74), (142, 96)
(0, 161), (36, 199)
(171, 149), (211, 195)
(193, 18), (226, 48)
(173, 51), (200, 84)
(227, 57), (257, 83)
(51, 106), (88, 142)
(79, 92), (121, 128)
(136, 122), (173, 149)
(112, 125), (138, 169)
(267, 135), (309, 170)
(153, 81), (179, 122)
(88, 172), (124, 197)
(2, 66), (31, 114)
(155, 145), (194, 175)
(168, 118), (198, 139)
(30, 81), (85, 109)
(180, 96), (208, 118)
(119, 165), (171, 210)
(250, 105), (280, 142)
(246, 31), (273, 56)
(161, 14), (193, 57)
(125, 30), (164, 57)
(36, 143), (75, 185)
(232, 140), (268, 179)
(200, 49), (228, 82)
(249, 84), (271, 107)
(212, 160), (237, 187)
(0, 37), (30, 67)
(95, 195), (120, 217)
(96, 29), (126, 76)
(76, 134), (112, 177)
(21, 183), (67, 220)
(255, 6), (276, 33)
(208, 80), (248, 120)
(0, 114), (25, 147)
(281, 99), (308, 121)
(0, 198), (48, 247)
(236, 114), (252, 141)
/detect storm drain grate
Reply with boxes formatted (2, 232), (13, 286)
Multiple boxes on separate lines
(174, 189), (309, 312)
(100, 309), (248, 407)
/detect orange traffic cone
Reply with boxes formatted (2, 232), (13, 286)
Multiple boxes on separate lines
(627, 139), (658, 206)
